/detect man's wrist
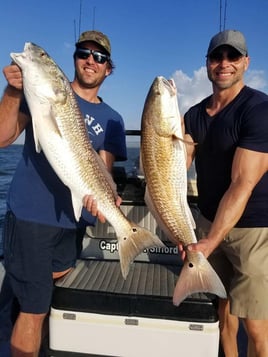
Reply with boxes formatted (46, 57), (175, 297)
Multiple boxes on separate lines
(5, 84), (23, 97)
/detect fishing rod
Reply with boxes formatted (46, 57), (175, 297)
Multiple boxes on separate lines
(219, 0), (228, 31)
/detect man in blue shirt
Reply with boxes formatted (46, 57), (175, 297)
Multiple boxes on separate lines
(0, 30), (126, 356)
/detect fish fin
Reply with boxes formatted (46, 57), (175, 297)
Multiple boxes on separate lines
(118, 223), (165, 279)
(173, 252), (227, 306)
(30, 114), (42, 153)
(53, 79), (69, 104)
(33, 127), (42, 153)
(53, 116), (65, 137)
(70, 192), (84, 221)
(175, 136), (197, 146)
(172, 124), (197, 146)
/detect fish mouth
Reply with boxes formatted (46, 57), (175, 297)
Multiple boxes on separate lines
(10, 43), (32, 66)
(167, 78), (176, 88)
(160, 76), (177, 96)
(10, 51), (25, 65)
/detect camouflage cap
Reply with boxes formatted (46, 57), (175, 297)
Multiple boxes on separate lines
(76, 30), (111, 56)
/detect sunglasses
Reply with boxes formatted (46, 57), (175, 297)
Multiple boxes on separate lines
(75, 48), (109, 64)
(208, 49), (243, 63)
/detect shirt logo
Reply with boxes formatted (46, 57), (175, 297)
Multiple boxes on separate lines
(84, 114), (104, 139)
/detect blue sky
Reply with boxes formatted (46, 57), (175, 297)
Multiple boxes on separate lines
(1, 0), (268, 144)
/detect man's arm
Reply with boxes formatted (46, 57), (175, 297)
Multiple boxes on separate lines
(188, 147), (268, 257)
(0, 64), (29, 147)
(99, 149), (115, 173)
(184, 133), (196, 170)
(182, 116), (196, 169)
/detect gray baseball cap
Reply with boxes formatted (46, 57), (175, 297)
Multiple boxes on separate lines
(207, 30), (248, 56)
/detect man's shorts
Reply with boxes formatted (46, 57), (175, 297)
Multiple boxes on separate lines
(196, 213), (268, 319)
(3, 211), (77, 314)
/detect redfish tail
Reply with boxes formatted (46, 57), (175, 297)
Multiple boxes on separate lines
(173, 252), (227, 306)
(118, 224), (165, 279)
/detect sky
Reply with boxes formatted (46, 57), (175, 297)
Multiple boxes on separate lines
(1, 0), (268, 145)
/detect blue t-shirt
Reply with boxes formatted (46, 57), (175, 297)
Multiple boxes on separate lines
(7, 94), (127, 228)
(184, 86), (268, 227)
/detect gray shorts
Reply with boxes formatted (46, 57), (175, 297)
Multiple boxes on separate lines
(196, 213), (268, 319)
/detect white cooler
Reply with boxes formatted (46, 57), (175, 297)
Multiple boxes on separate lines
(48, 259), (220, 357)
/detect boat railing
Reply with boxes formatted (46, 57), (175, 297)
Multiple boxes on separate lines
(112, 130), (197, 205)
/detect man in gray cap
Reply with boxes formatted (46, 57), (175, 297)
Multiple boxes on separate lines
(183, 30), (268, 357)
(207, 29), (248, 57)
(0, 30), (126, 356)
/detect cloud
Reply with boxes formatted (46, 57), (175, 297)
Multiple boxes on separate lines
(172, 67), (268, 116)
(172, 67), (211, 115)
(245, 70), (267, 91)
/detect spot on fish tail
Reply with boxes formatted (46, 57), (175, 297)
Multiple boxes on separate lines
(123, 227), (138, 242)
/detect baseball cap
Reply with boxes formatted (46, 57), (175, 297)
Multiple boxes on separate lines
(76, 30), (111, 56)
(207, 30), (248, 56)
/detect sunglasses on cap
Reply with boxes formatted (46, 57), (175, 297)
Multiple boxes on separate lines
(208, 48), (244, 63)
(75, 48), (109, 64)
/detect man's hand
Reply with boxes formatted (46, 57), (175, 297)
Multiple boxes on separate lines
(3, 64), (23, 91)
(177, 242), (186, 260)
(187, 238), (215, 258)
(83, 195), (122, 223)
(177, 237), (214, 260)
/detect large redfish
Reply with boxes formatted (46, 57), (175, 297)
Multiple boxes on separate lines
(10, 43), (164, 279)
(140, 76), (226, 305)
